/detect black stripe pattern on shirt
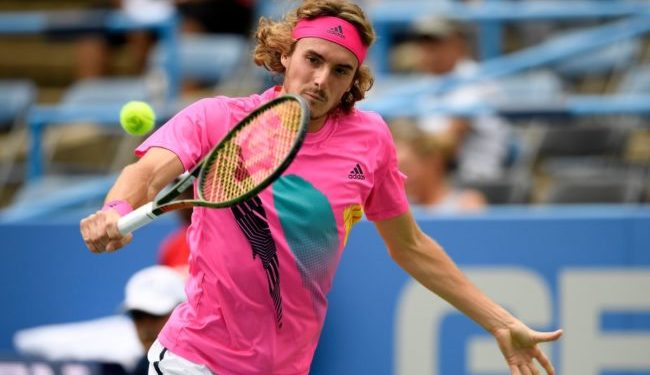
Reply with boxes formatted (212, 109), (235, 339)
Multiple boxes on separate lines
(152, 347), (168, 374)
(231, 196), (283, 328)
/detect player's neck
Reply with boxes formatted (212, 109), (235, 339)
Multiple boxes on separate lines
(308, 115), (328, 133)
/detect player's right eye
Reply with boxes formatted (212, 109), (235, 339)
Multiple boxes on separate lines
(334, 67), (351, 77)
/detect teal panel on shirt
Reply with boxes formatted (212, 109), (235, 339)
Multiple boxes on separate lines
(273, 175), (339, 283)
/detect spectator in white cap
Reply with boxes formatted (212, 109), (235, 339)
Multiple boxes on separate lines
(13, 265), (186, 374)
(124, 265), (186, 375)
(124, 265), (186, 351)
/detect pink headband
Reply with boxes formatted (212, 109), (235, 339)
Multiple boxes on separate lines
(292, 16), (367, 64)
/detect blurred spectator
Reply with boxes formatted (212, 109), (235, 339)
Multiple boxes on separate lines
(76, 0), (253, 80)
(176, 0), (253, 35)
(391, 118), (487, 213)
(393, 17), (514, 180)
(123, 265), (187, 374)
(76, 0), (162, 78)
(13, 265), (186, 375)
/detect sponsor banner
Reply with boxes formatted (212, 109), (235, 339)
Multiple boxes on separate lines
(312, 209), (650, 375)
(1, 208), (649, 375)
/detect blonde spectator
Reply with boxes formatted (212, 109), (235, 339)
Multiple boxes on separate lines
(392, 118), (487, 213)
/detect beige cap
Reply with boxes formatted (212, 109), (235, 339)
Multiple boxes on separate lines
(123, 266), (186, 316)
(411, 16), (464, 39)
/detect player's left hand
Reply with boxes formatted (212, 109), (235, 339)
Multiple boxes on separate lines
(493, 320), (562, 375)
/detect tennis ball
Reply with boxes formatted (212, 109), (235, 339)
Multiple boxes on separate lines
(120, 101), (156, 136)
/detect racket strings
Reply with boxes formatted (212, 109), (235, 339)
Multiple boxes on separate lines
(201, 100), (303, 203)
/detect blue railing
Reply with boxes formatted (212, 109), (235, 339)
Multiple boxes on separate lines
(360, 14), (650, 116)
(2, 1), (650, 221)
(25, 102), (180, 181)
(0, 9), (180, 100)
(367, 0), (650, 70)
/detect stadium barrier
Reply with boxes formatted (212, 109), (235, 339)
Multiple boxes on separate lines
(1, 206), (649, 374)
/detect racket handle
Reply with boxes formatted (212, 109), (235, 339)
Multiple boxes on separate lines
(117, 202), (156, 235)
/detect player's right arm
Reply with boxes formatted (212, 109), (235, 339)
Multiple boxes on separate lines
(80, 147), (184, 253)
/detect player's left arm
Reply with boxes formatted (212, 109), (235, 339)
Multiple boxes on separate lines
(374, 211), (562, 375)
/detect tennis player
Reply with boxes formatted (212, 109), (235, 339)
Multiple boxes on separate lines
(80, 1), (562, 374)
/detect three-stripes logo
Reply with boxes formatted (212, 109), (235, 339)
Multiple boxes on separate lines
(327, 25), (345, 39)
(348, 163), (365, 180)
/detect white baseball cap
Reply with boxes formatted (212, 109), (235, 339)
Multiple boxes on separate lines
(123, 0), (175, 24)
(123, 265), (186, 316)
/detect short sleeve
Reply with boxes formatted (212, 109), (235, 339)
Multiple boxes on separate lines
(363, 119), (410, 221)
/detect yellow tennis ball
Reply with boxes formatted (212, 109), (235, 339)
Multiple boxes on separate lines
(120, 101), (155, 136)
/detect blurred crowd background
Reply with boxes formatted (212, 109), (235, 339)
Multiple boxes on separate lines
(0, 0), (649, 218)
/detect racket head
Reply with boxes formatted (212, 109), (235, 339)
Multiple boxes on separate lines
(194, 94), (309, 207)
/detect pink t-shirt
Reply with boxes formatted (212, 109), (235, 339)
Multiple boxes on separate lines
(135, 86), (409, 375)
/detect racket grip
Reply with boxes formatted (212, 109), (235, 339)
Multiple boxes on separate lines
(117, 202), (156, 235)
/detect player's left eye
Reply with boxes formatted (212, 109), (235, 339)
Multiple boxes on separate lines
(334, 66), (352, 77)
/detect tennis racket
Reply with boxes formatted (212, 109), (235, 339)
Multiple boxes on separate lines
(118, 94), (310, 235)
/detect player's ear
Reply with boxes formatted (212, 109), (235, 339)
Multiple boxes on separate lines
(281, 54), (289, 69)
(347, 79), (358, 93)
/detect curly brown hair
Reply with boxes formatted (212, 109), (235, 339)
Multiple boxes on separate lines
(253, 0), (376, 113)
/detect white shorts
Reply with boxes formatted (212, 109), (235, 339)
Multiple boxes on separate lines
(148, 339), (215, 375)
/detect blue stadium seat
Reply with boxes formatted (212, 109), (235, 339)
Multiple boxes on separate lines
(536, 125), (629, 158)
(0, 80), (37, 195)
(61, 77), (151, 105)
(553, 36), (641, 78)
(617, 65), (650, 94)
(0, 80), (36, 130)
(455, 172), (533, 204)
(497, 69), (564, 102)
(148, 34), (249, 87)
(541, 172), (646, 204)
(8, 78), (154, 209)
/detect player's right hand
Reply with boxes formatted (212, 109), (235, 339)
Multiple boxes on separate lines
(80, 209), (133, 253)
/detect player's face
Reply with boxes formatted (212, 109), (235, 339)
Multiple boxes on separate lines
(281, 38), (358, 130)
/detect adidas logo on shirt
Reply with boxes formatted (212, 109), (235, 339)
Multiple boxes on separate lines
(348, 163), (365, 180)
(327, 25), (345, 39)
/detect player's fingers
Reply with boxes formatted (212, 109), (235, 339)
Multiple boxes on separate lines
(520, 364), (533, 375)
(106, 234), (132, 252)
(510, 365), (521, 375)
(81, 213), (103, 253)
(94, 211), (111, 250)
(535, 349), (555, 375)
(104, 211), (124, 240)
(90, 211), (113, 252)
(529, 363), (540, 375)
(532, 329), (563, 343)
(104, 210), (132, 252)
(105, 241), (120, 252)
(80, 217), (92, 245)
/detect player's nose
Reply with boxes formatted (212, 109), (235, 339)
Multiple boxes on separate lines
(312, 67), (331, 88)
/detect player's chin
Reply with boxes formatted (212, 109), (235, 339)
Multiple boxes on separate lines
(304, 96), (323, 109)
(309, 101), (337, 117)
(306, 103), (324, 116)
